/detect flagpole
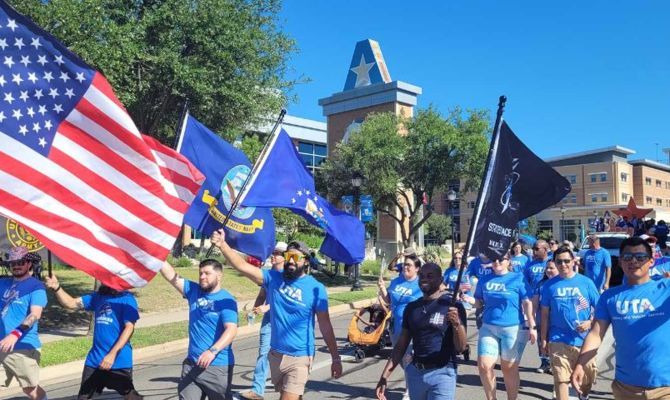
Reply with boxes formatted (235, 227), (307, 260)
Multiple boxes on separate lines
(451, 95), (506, 304)
(204, 109), (287, 257)
(171, 101), (190, 258)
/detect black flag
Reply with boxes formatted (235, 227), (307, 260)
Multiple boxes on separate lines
(467, 121), (571, 260)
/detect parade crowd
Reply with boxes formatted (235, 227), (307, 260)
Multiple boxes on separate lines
(1, 223), (670, 400)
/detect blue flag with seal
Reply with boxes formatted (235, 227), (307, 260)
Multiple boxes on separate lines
(239, 129), (365, 264)
(176, 114), (275, 260)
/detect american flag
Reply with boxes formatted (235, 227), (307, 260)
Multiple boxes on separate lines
(575, 295), (590, 313)
(0, 4), (203, 289)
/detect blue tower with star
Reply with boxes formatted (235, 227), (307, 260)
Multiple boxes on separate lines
(318, 39), (422, 256)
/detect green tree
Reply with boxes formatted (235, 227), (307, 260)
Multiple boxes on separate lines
(13, 0), (297, 143)
(321, 107), (490, 247)
(424, 213), (452, 245)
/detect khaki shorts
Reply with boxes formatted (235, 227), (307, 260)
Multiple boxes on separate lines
(0, 349), (41, 388)
(612, 380), (670, 400)
(549, 342), (596, 393)
(268, 349), (312, 395)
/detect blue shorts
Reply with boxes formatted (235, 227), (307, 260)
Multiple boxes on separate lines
(477, 323), (528, 362)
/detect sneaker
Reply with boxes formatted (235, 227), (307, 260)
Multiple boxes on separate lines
(578, 395), (589, 400)
(536, 359), (551, 374)
(402, 392), (411, 400)
(238, 391), (264, 400)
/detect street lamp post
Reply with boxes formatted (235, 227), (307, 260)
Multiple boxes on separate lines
(447, 189), (457, 255)
(593, 209), (598, 232)
(351, 172), (363, 291)
(560, 206), (566, 241)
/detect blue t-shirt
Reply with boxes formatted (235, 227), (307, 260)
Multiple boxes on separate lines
(540, 274), (599, 346)
(595, 279), (670, 388)
(388, 275), (422, 335)
(81, 291), (139, 369)
(262, 269), (328, 356)
(467, 258), (493, 280)
(510, 255), (529, 273)
(474, 272), (531, 327)
(0, 277), (47, 350)
(184, 280), (238, 366)
(583, 248), (612, 291)
(524, 259), (549, 290)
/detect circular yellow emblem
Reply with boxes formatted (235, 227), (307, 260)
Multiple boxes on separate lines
(6, 219), (44, 251)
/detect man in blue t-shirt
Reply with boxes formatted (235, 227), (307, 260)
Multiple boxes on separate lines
(582, 235), (612, 292)
(46, 274), (141, 399)
(212, 230), (342, 400)
(572, 237), (670, 399)
(0, 246), (48, 400)
(540, 247), (599, 400)
(525, 240), (550, 290)
(161, 258), (238, 400)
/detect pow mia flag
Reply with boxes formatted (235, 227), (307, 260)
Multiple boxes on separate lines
(468, 121), (571, 261)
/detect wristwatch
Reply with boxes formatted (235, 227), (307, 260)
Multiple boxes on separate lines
(209, 346), (220, 354)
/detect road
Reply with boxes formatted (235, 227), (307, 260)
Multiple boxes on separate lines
(6, 311), (616, 399)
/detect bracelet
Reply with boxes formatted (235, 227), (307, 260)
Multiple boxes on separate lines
(10, 329), (22, 339)
(53, 285), (61, 292)
(208, 346), (220, 354)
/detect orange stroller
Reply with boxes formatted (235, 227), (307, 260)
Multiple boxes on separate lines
(347, 302), (392, 362)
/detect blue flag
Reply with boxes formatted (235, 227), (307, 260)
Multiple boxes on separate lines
(177, 114), (275, 260)
(239, 129), (365, 264)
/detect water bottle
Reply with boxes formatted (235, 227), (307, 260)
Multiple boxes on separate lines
(247, 312), (255, 326)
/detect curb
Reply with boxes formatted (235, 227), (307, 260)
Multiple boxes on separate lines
(1, 298), (376, 396)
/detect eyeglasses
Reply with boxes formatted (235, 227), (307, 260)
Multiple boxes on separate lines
(554, 258), (572, 265)
(621, 253), (650, 263)
(283, 251), (305, 263)
(549, 241), (557, 245)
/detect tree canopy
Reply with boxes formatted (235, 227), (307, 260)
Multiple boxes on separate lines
(12, 0), (297, 143)
(321, 107), (490, 247)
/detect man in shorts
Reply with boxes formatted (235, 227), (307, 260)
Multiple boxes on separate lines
(212, 229), (342, 399)
(0, 246), (48, 400)
(572, 236), (670, 400)
(540, 246), (599, 400)
(161, 258), (238, 400)
(45, 273), (142, 399)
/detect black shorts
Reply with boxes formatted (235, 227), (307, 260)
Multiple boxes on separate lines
(78, 366), (136, 398)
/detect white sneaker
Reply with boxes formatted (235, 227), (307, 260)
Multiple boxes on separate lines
(402, 391), (410, 400)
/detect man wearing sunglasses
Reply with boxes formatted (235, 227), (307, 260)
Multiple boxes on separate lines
(211, 229), (342, 400)
(572, 237), (670, 400)
(239, 241), (287, 400)
(540, 247), (599, 400)
(0, 246), (48, 400)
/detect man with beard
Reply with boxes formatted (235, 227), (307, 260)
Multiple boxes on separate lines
(0, 246), (48, 400)
(376, 263), (468, 400)
(211, 229), (342, 400)
(44, 274), (142, 399)
(160, 258), (238, 400)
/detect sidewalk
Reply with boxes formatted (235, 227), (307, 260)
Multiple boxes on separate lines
(39, 284), (359, 343)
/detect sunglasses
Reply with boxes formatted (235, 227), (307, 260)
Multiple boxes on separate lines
(283, 251), (305, 263)
(271, 251), (283, 257)
(8, 260), (27, 267)
(621, 253), (650, 263)
(554, 258), (572, 265)
(532, 247), (543, 251)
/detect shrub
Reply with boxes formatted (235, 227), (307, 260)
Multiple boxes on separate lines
(360, 260), (381, 275)
(167, 255), (194, 269)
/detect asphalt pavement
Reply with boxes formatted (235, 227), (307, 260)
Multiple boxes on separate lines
(4, 310), (616, 400)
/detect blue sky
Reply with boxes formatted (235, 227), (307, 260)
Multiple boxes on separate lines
(278, 1), (670, 161)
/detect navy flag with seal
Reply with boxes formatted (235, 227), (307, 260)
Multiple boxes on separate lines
(176, 113), (276, 261)
(469, 121), (571, 261)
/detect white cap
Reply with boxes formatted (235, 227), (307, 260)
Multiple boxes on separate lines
(274, 241), (288, 252)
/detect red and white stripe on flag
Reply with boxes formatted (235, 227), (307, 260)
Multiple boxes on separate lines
(0, 73), (204, 290)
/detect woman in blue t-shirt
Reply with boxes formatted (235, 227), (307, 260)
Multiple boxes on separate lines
(510, 241), (529, 273)
(532, 259), (559, 374)
(378, 255), (422, 399)
(463, 253), (536, 400)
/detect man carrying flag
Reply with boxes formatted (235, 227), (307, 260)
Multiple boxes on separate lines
(211, 230), (342, 399)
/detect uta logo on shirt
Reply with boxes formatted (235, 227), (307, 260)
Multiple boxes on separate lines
(279, 283), (303, 303)
(616, 298), (655, 315)
(557, 287), (583, 297)
(486, 282), (507, 291)
(393, 286), (414, 297)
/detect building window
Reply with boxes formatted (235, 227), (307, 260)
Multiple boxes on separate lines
(601, 194), (608, 202)
(656, 179), (662, 188)
(590, 175), (597, 183)
(563, 194), (577, 204)
(565, 175), (577, 184)
(467, 218), (471, 225)
(657, 198), (663, 206)
(646, 177), (652, 185)
(467, 201), (476, 209)
(620, 172), (628, 182)
(600, 173), (607, 182)
(297, 141), (327, 173)
(621, 193), (629, 202)
(538, 220), (554, 234)
(591, 194), (598, 203)
(646, 196), (653, 204)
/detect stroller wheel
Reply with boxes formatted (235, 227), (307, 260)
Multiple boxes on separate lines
(354, 348), (366, 363)
(379, 336), (387, 348)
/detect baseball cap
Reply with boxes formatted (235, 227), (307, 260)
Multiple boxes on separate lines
(640, 234), (657, 243)
(274, 241), (288, 253)
(287, 240), (309, 255)
(7, 246), (29, 262)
